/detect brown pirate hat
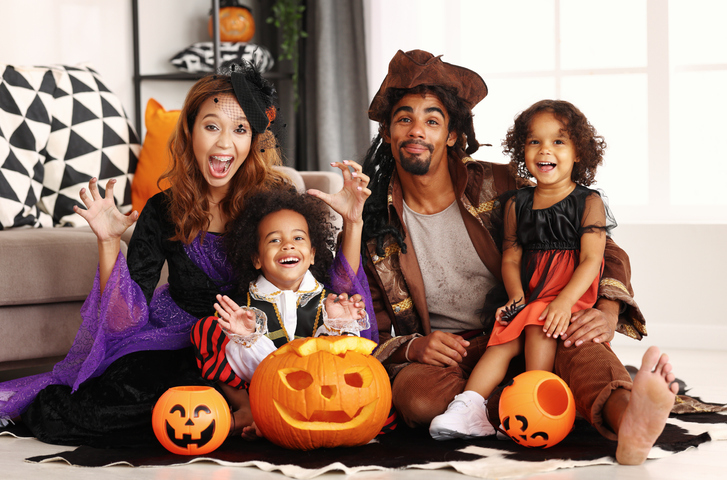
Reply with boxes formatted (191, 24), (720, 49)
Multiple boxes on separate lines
(368, 49), (488, 122)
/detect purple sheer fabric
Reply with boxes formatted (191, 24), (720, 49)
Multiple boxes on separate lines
(0, 234), (233, 423)
(328, 250), (378, 343)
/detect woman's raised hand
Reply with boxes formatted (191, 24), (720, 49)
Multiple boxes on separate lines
(307, 160), (371, 226)
(74, 178), (138, 242)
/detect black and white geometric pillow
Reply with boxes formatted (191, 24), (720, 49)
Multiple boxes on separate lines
(0, 64), (56, 229)
(170, 42), (274, 74)
(38, 65), (140, 226)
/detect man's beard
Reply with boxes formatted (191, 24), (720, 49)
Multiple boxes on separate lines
(398, 140), (434, 176)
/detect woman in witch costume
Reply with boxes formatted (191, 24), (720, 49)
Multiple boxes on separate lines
(0, 62), (372, 447)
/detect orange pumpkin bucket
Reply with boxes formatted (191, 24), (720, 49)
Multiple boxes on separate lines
(152, 386), (231, 455)
(499, 370), (575, 448)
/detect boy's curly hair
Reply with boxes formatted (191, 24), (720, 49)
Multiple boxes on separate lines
(502, 100), (607, 186)
(225, 187), (337, 294)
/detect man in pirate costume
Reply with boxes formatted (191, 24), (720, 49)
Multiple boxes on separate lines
(363, 49), (678, 465)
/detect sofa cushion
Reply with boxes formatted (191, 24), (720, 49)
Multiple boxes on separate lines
(0, 64), (56, 228)
(0, 302), (85, 365)
(37, 65), (140, 226)
(131, 98), (176, 214)
(0, 226), (127, 306)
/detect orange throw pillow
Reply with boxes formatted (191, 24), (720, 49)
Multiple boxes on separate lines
(131, 98), (180, 213)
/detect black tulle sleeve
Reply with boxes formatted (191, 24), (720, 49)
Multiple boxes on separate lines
(580, 188), (617, 237)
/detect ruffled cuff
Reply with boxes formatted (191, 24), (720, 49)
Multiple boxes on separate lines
(219, 306), (268, 348)
(320, 308), (370, 336)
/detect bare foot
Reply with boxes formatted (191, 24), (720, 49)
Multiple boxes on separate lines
(230, 406), (254, 437)
(218, 382), (254, 437)
(241, 421), (263, 441)
(615, 346), (678, 465)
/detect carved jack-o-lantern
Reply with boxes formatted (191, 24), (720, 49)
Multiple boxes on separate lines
(499, 370), (575, 448)
(208, 5), (255, 43)
(152, 386), (231, 455)
(249, 336), (392, 450)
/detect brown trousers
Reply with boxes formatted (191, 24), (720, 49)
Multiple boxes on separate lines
(391, 336), (631, 440)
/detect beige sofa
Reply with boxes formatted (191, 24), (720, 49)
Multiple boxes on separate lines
(0, 168), (342, 373)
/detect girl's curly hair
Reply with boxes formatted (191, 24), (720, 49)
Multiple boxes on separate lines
(502, 100), (607, 186)
(225, 187), (337, 294)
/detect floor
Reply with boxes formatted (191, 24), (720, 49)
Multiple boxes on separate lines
(1, 345), (726, 480)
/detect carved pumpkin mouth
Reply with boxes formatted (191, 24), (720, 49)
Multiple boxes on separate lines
(273, 399), (379, 431)
(165, 420), (216, 448)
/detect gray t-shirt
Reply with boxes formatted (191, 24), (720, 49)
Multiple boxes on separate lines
(402, 200), (497, 333)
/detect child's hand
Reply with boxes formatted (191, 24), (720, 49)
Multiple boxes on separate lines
(496, 297), (525, 326)
(539, 298), (572, 339)
(214, 294), (256, 336)
(324, 293), (366, 320)
(495, 305), (509, 326)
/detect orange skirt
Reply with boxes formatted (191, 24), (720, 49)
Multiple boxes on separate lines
(488, 250), (603, 346)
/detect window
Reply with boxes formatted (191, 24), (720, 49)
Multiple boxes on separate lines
(364, 0), (727, 223)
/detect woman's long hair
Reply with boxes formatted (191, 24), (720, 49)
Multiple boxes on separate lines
(161, 72), (289, 243)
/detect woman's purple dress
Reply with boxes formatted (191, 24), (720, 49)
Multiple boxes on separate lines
(0, 192), (375, 446)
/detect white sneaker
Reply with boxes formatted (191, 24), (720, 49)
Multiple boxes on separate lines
(429, 390), (496, 440)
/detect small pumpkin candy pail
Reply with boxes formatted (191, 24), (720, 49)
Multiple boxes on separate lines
(152, 386), (231, 455)
(208, 2), (255, 42)
(249, 336), (392, 450)
(499, 370), (575, 448)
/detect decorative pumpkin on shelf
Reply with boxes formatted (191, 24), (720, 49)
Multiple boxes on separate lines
(152, 386), (231, 455)
(208, 0), (255, 42)
(499, 370), (575, 449)
(249, 336), (392, 450)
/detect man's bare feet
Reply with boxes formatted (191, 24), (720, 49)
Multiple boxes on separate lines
(615, 346), (678, 465)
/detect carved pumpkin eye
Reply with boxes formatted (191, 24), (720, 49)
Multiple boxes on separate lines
(280, 368), (314, 390)
(344, 366), (374, 388)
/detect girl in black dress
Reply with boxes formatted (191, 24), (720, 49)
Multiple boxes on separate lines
(430, 99), (615, 440)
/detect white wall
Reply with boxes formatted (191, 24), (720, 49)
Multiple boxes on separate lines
(0, 0), (257, 139)
(609, 225), (727, 351)
(1, 0), (724, 351)
(0, 1), (137, 126)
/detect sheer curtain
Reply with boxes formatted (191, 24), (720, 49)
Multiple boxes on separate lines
(301, 0), (370, 171)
